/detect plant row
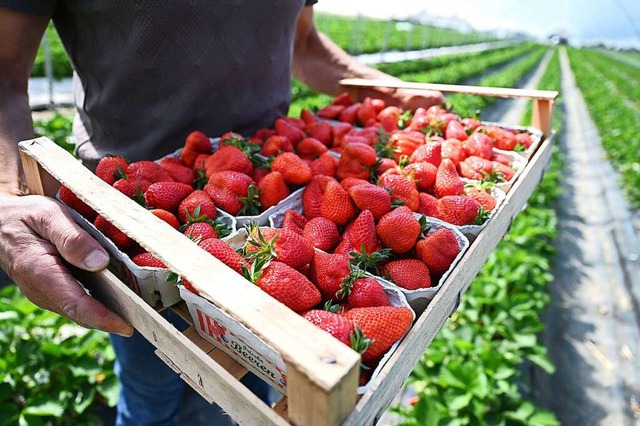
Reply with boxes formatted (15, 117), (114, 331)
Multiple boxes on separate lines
(392, 46), (563, 426)
(568, 47), (640, 208)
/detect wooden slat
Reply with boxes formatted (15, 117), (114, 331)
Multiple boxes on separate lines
(339, 78), (559, 101)
(345, 133), (556, 425)
(273, 397), (289, 422)
(19, 138), (359, 426)
(532, 99), (555, 137)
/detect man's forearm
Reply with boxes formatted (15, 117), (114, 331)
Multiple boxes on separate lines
(0, 90), (34, 195)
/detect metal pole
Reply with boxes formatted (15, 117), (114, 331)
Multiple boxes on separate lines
(42, 29), (55, 107)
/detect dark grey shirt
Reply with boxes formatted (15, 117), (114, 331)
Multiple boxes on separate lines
(4, 0), (316, 165)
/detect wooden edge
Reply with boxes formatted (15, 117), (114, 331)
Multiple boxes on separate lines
(273, 397), (289, 422)
(344, 133), (556, 425)
(339, 78), (559, 101)
(19, 138), (360, 425)
(532, 99), (555, 138)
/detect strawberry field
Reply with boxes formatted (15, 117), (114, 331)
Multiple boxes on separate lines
(5, 9), (640, 426)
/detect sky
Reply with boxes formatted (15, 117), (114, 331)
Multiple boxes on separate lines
(314, 0), (640, 49)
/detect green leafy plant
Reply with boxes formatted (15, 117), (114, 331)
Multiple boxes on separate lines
(0, 286), (118, 426)
(33, 113), (74, 154)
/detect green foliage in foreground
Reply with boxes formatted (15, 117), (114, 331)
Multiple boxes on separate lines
(33, 113), (75, 154)
(392, 48), (562, 426)
(568, 47), (640, 208)
(0, 286), (118, 426)
(32, 25), (73, 80)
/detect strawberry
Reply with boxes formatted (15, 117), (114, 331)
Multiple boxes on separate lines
(94, 215), (134, 250)
(441, 139), (466, 166)
(300, 109), (317, 126)
(132, 252), (167, 268)
(343, 210), (378, 255)
(445, 120), (468, 141)
(260, 135), (294, 157)
(178, 190), (217, 225)
(341, 177), (370, 191)
(415, 228), (460, 276)
(376, 158), (398, 176)
(113, 178), (148, 199)
(275, 118), (305, 146)
(317, 104), (345, 119)
(302, 310), (355, 347)
(150, 209), (180, 229)
(418, 193), (439, 217)
(308, 121), (332, 146)
(436, 195), (485, 226)
(336, 143), (377, 181)
(251, 128), (277, 144)
(303, 217), (340, 252)
(281, 210), (307, 235)
(377, 106), (401, 132)
(296, 138), (328, 160)
(485, 126), (517, 150)
(193, 154), (210, 171)
(246, 260), (321, 312)
(338, 104), (359, 124)
(127, 161), (173, 184)
(338, 274), (391, 308)
(205, 171), (259, 216)
(199, 238), (248, 275)
(376, 207), (422, 254)
(404, 162), (437, 192)
(257, 171), (290, 210)
(160, 159), (195, 185)
(357, 98), (377, 126)
(464, 133), (493, 159)
(515, 132), (532, 149)
(459, 156), (495, 180)
(144, 182), (193, 212)
(320, 181), (357, 226)
(380, 259), (431, 290)
(219, 131), (245, 145)
(183, 222), (218, 240)
(370, 98), (385, 112)
(59, 185), (98, 221)
(184, 131), (212, 154)
(205, 146), (253, 178)
(492, 162), (515, 181)
(345, 306), (413, 364)
(410, 141), (442, 166)
(491, 152), (511, 166)
(271, 152), (312, 185)
(378, 173), (419, 211)
(348, 184), (392, 221)
(464, 182), (497, 211)
(388, 132), (424, 162)
(333, 237), (356, 257)
(433, 158), (464, 199)
(96, 156), (128, 185)
(331, 122), (353, 149)
(309, 153), (337, 177)
(302, 175), (335, 219)
(245, 226), (314, 270)
(331, 92), (355, 107)
(309, 251), (351, 301)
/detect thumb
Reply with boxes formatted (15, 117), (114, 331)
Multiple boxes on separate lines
(28, 197), (111, 271)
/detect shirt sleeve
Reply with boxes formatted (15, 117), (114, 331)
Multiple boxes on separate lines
(0, 0), (57, 16)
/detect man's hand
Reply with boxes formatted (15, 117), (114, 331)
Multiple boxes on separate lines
(0, 193), (134, 336)
(391, 88), (445, 111)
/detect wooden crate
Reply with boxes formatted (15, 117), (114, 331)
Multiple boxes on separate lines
(18, 80), (557, 426)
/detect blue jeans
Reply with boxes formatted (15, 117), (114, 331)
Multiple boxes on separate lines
(110, 309), (270, 426)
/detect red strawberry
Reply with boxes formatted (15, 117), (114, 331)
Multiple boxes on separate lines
(296, 138), (328, 160)
(281, 210), (307, 235)
(331, 122), (353, 149)
(388, 132), (424, 162)
(271, 152), (312, 185)
(436, 195), (484, 226)
(415, 228), (460, 276)
(338, 104), (359, 125)
(303, 217), (340, 252)
(343, 210), (378, 255)
(380, 259), (431, 290)
(348, 184), (392, 221)
(309, 251), (351, 301)
(184, 131), (212, 154)
(183, 222), (217, 240)
(445, 120), (468, 141)
(464, 133), (493, 159)
(251, 128), (277, 144)
(132, 252), (167, 268)
(491, 152), (511, 166)
(257, 171), (290, 210)
(193, 154), (210, 171)
(94, 215), (134, 250)
(320, 181), (357, 226)
(113, 178), (147, 199)
(404, 162), (437, 192)
(441, 139), (466, 166)
(345, 306), (413, 364)
(199, 238), (248, 275)
(357, 98), (377, 126)
(336, 143), (377, 181)
(127, 161), (173, 184)
(341, 177), (370, 191)
(338, 275), (391, 308)
(309, 153), (337, 177)
(308, 121), (332, 146)
(515, 133), (532, 149)
(331, 92), (355, 107)
(464, 182), (497, 211)
(376, 207), (421, 254)
(144, 182), (193, 212)
(302, 310), (354, 346)
(246, 227), (314, 270)
(459, 156), (494, 180)
(150, 209), (180, 229)
(160, 159), (195, 185)
(434, 158), (464, 199)
(333, 237), (356, 257)
(178, 190), (217, 225)
(275, 118), (305, 146)
(260, 135), (294, 157)
(248, 261), (321, 312)
(59, 185), (98, 221)
(418, 193), (439, 217)
(300, 109), (317, 126)
(96, 156), (128, 185)
(410, 141), (442, 166)
(376, 158), (398, 176)
(302, 175), (335, 219)
(379, 173), (419, 211)
(205, 146), (253, 178)
(317, 104), (345, 119)
(492, 162), (515, 181)
(205, 171), (258, 216)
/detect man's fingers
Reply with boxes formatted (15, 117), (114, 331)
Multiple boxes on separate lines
(21, 255), (134, 336)
(26, 197), (111, 272)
